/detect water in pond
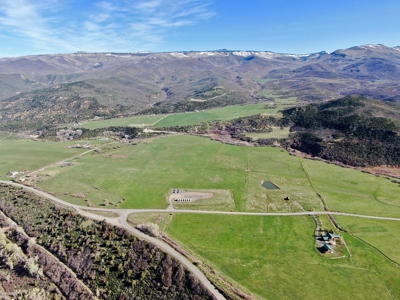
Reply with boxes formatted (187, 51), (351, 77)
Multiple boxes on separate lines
(262, 181), (280, 190)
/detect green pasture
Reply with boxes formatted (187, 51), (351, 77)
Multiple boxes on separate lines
(79, 115), (166, 129)
(317, 214), (336, 232)
(2, 131), (400, 299)
(245, 127), (291, 140)
(79, 101), (292, 130)
(36, 134), (400, 215)
(153, 103), (278, 128)
(38, 135), (248, 209)
(301, 160), (400, 217)
(166, 214), (400, 300)
(37, 135), (325, 210)
(337, 216), (400, 264)
(0, 140), (88, 179)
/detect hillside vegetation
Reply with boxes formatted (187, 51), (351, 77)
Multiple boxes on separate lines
(0, 82), (130, 131)
(0, 184), (215, 300)
(283, 96), (400, 166)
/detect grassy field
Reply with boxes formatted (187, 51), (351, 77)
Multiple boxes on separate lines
(301, 159), (400, 217)
(336, 216), (400, 264)
(153, 103), (280, 128)
(166, 214), (400, 300)
(2, 133), (400, 299)
(36, 135), (400, 216)
(79, 101), (293, 130)
(316, 214), (336, 232)
(0, 140), (88, 180)
(245, 127), (291, 140)
(79, 115), (166, 129)
(37, 135), (325, 210)
(38, 135), (248, 209)
(0, 131), (23, 141)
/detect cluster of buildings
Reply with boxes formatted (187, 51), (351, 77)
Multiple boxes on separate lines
(320, 232), (341, 254)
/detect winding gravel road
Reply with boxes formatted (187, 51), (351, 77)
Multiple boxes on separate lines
(0, 181), (225, 300)
(2, 179), (400, 300)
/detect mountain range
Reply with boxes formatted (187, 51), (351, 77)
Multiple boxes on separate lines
(1, 44), (400, 129)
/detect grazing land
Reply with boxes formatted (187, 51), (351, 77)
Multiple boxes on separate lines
(34, 134), (400, 217)
(36, 134), (326, 211)
(245, 126), (291, 140)
(152, 103), (280, 128)
(0, 140), (88, 179)
(166, 214), (400, 300)
(301, 159), (400, 217)
(336, 216), (400, 264)
(1, 47), (400, 299)
(75, 102), (280, 130)
(1, 98), (400, 299)
(258, 89), (297, 105)
(80, 115), (166, 129)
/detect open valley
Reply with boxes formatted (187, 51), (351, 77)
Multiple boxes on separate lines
(1, 126), (400, 299)
(1, 12), (400, 295)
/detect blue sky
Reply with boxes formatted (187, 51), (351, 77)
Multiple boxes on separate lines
(0, 0), (399, 57)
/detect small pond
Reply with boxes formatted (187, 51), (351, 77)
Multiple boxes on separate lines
(261, 181), (280, 190)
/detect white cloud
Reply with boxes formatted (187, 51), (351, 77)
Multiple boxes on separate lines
(0, 0), (78, 53)
(135, 0), (163, 11)
(0, 0), (216, 55)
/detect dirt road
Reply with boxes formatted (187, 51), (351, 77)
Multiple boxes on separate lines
(0, 180), (225, 300)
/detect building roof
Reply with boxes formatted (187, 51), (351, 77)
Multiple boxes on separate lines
(328, 233), (341, 239)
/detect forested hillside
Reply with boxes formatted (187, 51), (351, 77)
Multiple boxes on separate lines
(282, 96), (400, 166)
